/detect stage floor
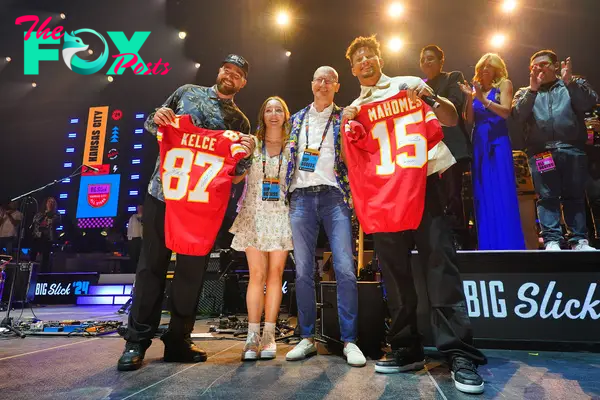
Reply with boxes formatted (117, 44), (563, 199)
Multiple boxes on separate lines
(0, 306), (598, 400)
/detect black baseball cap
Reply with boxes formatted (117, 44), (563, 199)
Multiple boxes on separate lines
(222, 54), (249, 78)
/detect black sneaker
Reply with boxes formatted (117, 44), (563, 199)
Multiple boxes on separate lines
(374, 347), (425, 374)
(162, 337), (208, 363)
(117, 341), (150, 371)
(451, 356), (484, 394)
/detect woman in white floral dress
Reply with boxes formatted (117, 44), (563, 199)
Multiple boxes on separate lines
(230, 96), (293, 361)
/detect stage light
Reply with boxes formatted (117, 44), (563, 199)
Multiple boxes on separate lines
(60, 13), (66, 19)
(388, 37), (403, 52)
(131, 174), (140, 180)
(5, 57), (11, 62)
(133, 144), (143, 150)
(88, 49), (93, 55)
(276, 11), (290, 26)
(66, 147), (75, 153)
(178, 31), (187, 39)
(134, 128), (144, 134)
(194, 62), (201, 68)
(285, 51), (292, 57)
(60, 194), (68, 199)
(501, 0), (517, 13)
(388, 2), (404, 18)
(128, 206), (137, 212)
(63, 162), (73, 168)
(132, 159), (141, 165)
(62, 178), (71, 183)
(491, 33), (506, 48)
(70, 118), (79, 124)
(135, 113), (145, 119)
(107, 76), (113, 82)
(68, 133), (77, 138)
(31, 82), (37, 87)
(129, 190), (139, 196)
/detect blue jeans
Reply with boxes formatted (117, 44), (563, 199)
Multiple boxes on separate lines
(290, 186), (358, 343)
(528, 146), (589, 243)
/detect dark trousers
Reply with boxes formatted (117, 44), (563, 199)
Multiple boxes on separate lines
(373, 175), (486, 365)
(438, 160), (468, 246)
(125, 195), (209, 343)
(31, 238), (52, 273)
(127, 237), (142, 273)
(528, 147), (588, 244)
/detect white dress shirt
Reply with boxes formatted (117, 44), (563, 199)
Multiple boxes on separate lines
(350, 73), (456, 175)
(127, 214), (143, 240)
(290, 103), (339, 192)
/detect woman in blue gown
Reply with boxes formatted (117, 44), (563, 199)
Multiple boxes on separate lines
(458, 53), (525, 250)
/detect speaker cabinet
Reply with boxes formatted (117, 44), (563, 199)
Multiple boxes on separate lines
(319, 281), (385, 357)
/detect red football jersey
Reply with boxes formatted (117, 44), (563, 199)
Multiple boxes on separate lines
(158, 115), (248, 256)
(343, 90), (443, 234)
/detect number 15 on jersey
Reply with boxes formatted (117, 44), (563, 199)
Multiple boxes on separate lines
(371, 110), (428, 176)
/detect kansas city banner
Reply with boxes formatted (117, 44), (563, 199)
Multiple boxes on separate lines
(82, 106), (109, 165)
(75, 105), (120, 219)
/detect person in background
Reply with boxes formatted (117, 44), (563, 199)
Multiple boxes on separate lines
(512, 50), (599, 251)
(230, 96), (293, 361)
(0, 201), (23, 257)
(458, 53), (525, 250)
(420, 45), (472, 249)
(127, 204), (143, 272)
(31, 197), (60, 272)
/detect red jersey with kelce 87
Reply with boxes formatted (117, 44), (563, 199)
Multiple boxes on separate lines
(343, 90), (444, 234)
(157, 115), (248, 256)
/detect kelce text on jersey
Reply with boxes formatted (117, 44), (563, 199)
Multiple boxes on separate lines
(180, 133), (217, 152)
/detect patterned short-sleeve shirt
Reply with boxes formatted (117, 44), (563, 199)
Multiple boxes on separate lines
(144, 84), (251, 202)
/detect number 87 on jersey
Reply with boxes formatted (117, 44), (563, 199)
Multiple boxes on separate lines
(157, 115), (248, 204)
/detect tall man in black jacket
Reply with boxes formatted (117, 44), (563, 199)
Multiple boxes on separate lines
(420, 45), (471, 248)
(512, 50), (599, 251)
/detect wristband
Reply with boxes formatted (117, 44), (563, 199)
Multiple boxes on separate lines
(235, 157), (253, 175)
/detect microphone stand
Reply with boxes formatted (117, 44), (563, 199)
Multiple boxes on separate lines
(1, 166), (86, 338)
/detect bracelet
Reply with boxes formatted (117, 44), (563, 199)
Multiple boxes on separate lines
(235, 157), (253, 175)
(485, 99), (492, 109)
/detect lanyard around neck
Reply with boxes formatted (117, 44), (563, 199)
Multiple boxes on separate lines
(304, 107), (334, 152)
(262, 140), (283, 179)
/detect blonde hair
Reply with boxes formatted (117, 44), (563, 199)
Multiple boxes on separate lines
(255, 96), (290, 146)
(474, 53), (508, 88)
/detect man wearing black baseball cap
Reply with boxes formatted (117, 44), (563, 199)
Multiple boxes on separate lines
(222, 54), (249, 78)
(117, 53), (255, 371)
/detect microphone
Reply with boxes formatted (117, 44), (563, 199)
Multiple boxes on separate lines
(84, 165), (100, 172)
(399, 83), (440, 109)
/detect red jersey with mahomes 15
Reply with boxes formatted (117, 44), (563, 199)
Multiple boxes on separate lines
(157, 114), (248, 256)
(343, 90), (444, 234)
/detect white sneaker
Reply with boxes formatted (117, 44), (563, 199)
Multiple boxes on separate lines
(571, 239), (597, 251)
(545, 241), (561, 251)
(343, 343), (366, 367)
(285, 338), (317, 361)
(242, 331), (260, 361)
(259, 331), (277, 359)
